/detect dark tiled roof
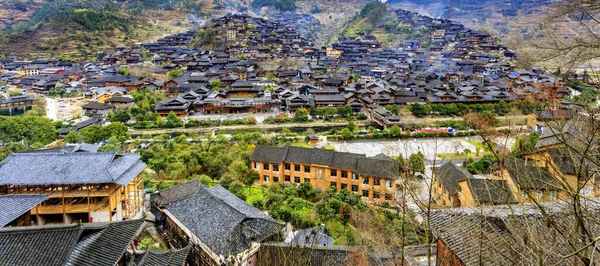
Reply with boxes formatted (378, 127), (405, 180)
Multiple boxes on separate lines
(310, 149), (334, 165)
(257, 243), (354, 266)
(285, 146), (313, 164)
(433, 162), (471, 195)
(505, 157), (560, 190)
(465, 179), (516, 204)
(82, 101), (114, 110)
(429, 200), (600, 265)
(0, 194), (49, 227)
(0, 224), (82, 266)
(164, 185), (283, 257)
(250, 145), (289, 164)
(66, 219), (145, 266)
(330, 152), (365, 171)
(151, 179), (202, 206)
(357, 157), (398, 179)
(287, 227), (334, 247)
(0, 152), (146, 186)
(546, 147), (597, 176)
(131, 246), (191, 266)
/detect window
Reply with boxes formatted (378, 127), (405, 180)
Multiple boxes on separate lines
(341, 171), (348, 178)
(362, 177), (369, 185)
(385, 193), (393, 200)
(304, 166), (310, 173)
(263, 163), (269, 170)
(330, 170), (337, 177)
(373, 192), (381, 199)
(285, 175), (291, 182)
(285, 163), (291, 170)
(550, 191), (558, 201)
(263, 175), (270, 182)
(352, 172), (358, 180)
(373, 178), (381, 186)
(273, 165), (279, 171)
(535, 191), (543, 200)
(520, 190), (528, 199)
(294, 165), (300, 171)
(351, 185), (358, 192)
(341, 184), (348, 190)
(304, 178), (310, 183)
(273, 177), (279, 182)
(330, 182), (337, 188)
(294, 176), (301, 183)
(362, 190), (369, 197)
(386, 180), (392, 188)
(254, 162), (259, 169)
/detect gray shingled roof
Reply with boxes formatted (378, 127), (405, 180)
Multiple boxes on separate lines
(66, 219), (145, 266)
(131, 246), (191, 266)
(151, 179), (203, 206)
(0, 219), (144, 266)
(546, 146), (598, 176)
(164, 185), (283, 257)
(285, 146), (313, 164)
(250, 146), (289, 164)
(433, 162), (472, 195)
(0, 152), (146, 186)
(357, 157), (398, 179)
(0, 194), (49, 227)
(430, 200), (600, 265)
(466, 179), (517, 205)
(0, 224), (82, 266)
(505, 157), (561, 190)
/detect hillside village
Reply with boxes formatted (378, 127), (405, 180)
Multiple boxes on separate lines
(0, 3), (599, 266)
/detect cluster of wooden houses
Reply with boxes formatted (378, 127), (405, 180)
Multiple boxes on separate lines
(0, 10), (573, 128)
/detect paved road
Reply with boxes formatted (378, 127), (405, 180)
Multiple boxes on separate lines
(129, 121), (369, 136)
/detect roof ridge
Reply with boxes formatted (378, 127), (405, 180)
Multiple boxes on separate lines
(205, 185), (249, 218)
(0, 223), (81, 234)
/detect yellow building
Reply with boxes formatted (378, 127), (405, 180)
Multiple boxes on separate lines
(0, 152), (146, 225)
(432, 157), (573, 208)
(251, 145), (397, 203)
(432, 162), (516, 208)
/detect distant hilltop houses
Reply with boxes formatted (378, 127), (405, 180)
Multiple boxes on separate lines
(0, 9), (582, 129)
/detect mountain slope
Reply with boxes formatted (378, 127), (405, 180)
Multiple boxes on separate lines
(0, 0), (209, 61)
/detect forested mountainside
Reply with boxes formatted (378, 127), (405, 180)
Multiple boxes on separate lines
(0, 0), (209, 61)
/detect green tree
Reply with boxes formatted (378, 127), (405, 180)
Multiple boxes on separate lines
(409, 151), (425, 176)
(281, 128), (291, 136)
(309, 106), (317, 117)
(228, 181), (247, 200)
(347, 122), (357, 132)
(80, 125), (104, 143)
(117, 68), (131, 76)
(164, 111), (182, 128)
(340, 128), (353, 139)
(294, 108), (309, 122)
(390, 125), (402, 137)
(64, 131), (83, 143)
(210, 80), (222, 91)
(337, 104), (352, 117)
(385, 104), (399, 115)
(168, 69), (184, 79)
(102, 123), (130, 142)
(108, 110), (131, 123)
(410, 103), (429, 117)
(0, 116), (56, 145)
